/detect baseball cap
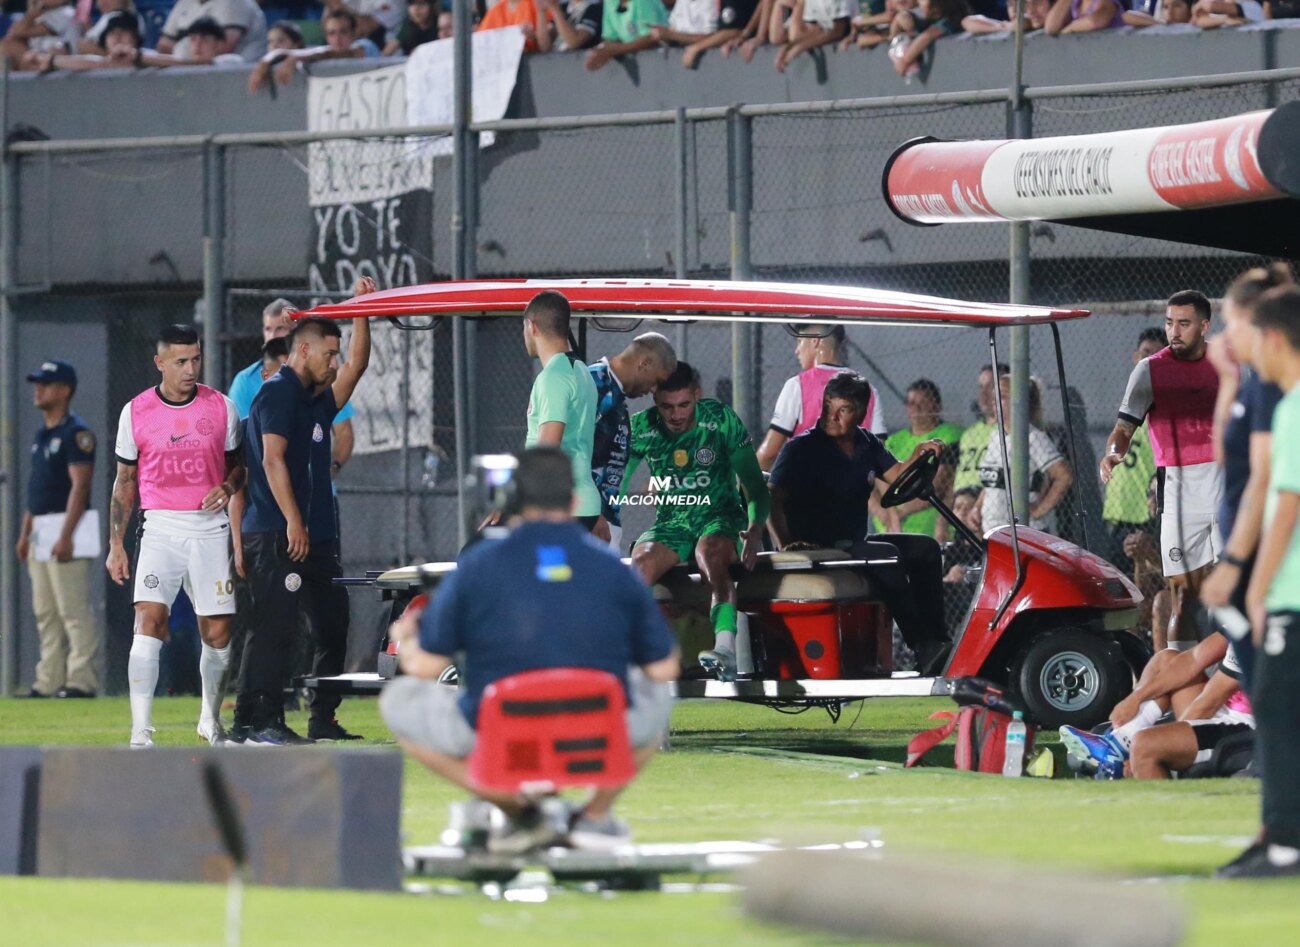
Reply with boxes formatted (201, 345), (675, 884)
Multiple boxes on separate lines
(26, 359), (77, 389)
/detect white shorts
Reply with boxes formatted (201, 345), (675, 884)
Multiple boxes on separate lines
(133, 529), (235, 616)
(1188, 707), (1254, 764)
(1160, 463), (1222, 576)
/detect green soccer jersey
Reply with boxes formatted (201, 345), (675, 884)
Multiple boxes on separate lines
(954, 419), (994, 492)
(526, 351), (602, 517)
(1103, 423), (1156, 526)
(883, 421), (963, 537)
(1265, 386), (1300, 613)
(623, 400), (769, 563)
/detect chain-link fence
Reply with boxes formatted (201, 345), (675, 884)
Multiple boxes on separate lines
(3, 70), (1297, 693)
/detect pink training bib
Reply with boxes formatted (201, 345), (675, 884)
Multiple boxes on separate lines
(131, 384), (229, 511)
(796, 365), (877, 436)
(1145, 347), (1218, 468)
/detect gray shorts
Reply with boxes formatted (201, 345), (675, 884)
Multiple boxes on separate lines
(378, 668), (672, 760)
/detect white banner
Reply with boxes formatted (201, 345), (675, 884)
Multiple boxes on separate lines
(339, 321), (435, 456)
(404, 28), (527, 153)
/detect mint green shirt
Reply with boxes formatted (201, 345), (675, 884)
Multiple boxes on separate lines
(526, 352), (602, 517)
(602, 0), (667, 43)
(1265, 386), (1300, 613)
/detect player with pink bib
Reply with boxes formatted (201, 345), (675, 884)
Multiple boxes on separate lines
(1102, 290), (1223, 651)
(756, 324), (886, 470)
(106, 324), (243, 748)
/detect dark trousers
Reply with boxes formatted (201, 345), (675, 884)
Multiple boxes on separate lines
(851, 534), (947, 658)
(235, 532), (350, 727)
(1256, 611), (1300, 849)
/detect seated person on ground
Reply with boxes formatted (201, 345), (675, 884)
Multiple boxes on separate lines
(1059, 630), (1251, 779)
(888, 0), (968, 79)
(535, 0), (603, 52)
(380, 448), (679, 852)
(768, 372), (951, 670)
(624, 361), (770, 682)
(249, 9), (380, 92)
(1122, 0), (1191, 25)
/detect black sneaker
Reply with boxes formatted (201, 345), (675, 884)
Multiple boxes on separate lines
(248, 721), (314, 747)
(308, 718), (363, 742)
(226, 723), (252, 745)
(1215, 843), (1300, 879)
(57, 687), (96, 699)
(26, 687), (50, 699)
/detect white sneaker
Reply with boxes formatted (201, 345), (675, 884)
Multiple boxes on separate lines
(129, 727), (156, 749)
(198, 718), (228, 746)
(568, 813), (632, 851)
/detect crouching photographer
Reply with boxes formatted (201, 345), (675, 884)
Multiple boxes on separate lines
(379, 447), (679, 852)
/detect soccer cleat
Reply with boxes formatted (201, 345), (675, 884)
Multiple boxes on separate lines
(1059, 725), (1126, 773)
(198, 718), (229, 746)
(307, 718), (363, 742)
(129, 727), (156, 749)
(698, 647), (737, 683)
(569, 813), (632, 851)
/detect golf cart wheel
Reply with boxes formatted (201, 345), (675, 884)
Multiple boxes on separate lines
(1012, 629), (1130, 729)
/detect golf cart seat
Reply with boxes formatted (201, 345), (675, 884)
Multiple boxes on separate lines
(469, 668), (636, 795)
(650, 549), (896, 680)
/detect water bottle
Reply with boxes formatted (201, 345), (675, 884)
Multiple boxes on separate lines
(1002, 711), (1027, 778)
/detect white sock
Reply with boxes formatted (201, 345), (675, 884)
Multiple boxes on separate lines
(128, 636), (163, 735)
(714, 631), (736, 654)
(1110, 700), (1164, 751)
(199, 643), (231, 725)
(1267, 845), (1300, 868)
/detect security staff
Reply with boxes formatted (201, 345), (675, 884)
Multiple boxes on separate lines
(231, 287), (372, 745)
(381, 448), (679, 853)
(15, 360), (99, 698)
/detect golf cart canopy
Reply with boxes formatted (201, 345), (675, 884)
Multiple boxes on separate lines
(299, 278), (1089, 329)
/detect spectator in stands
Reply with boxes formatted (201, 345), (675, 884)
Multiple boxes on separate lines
(1268, 0), (1300, 19)
(676, 0), (755, 66)
(1122, 0), (1192, 26)
(1043, 0), (1124, 34)
(888, 0), (969, 80)
(29, 13), (245, 70)
(650, 0), (718, 54)
(266, 20), (306, 52)
(721, 0), (775, 60)
(249, 9), (380, 92)
(584, 0), (667, 71)
(879, 379), (962, 541)
(963, 0), (1048, 32)
(1103, 328), (1163, 574)
(2, 0), (81, 70)
(1190, 0), (1264, 27)
(384, 0), (440, 53)
(771, 0), (853, 73)
(158, 0), (267, 62)
(25, 11), (138, 71)
(77, 0), (146, 54)
(953, 362), (1005, 497)
(536, 0), (602, 52)
(477, 0), (543, 50)
(324, 0), (408, 47)
(177, 16), (248, 63)
(976, 373), (1073, 533)
(839, 0), (908, 51)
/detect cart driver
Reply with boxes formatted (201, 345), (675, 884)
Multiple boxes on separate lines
(767, 372), (951, 672)
(622, 361), (771, 683)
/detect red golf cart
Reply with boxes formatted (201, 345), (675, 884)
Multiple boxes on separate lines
(300, 279), (1147, 728)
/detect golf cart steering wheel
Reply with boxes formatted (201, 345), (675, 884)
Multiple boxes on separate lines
(880, 450), (940, 509)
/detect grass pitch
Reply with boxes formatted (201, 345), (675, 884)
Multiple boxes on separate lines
(3, 695), (1298, 946)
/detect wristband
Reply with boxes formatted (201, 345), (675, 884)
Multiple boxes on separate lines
(1221, 552), (1248, 569)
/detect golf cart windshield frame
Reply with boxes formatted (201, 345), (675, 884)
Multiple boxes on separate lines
(300, 278), (1090, 634)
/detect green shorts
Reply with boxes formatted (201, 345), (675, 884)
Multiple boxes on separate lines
(635, 509), (748, 565)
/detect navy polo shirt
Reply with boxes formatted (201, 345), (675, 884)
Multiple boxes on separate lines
(28, 414), (96, 515)
(242, 366), (340, 543)
(419, 520), (676, 727)
(769, 424), (897, 548)
(1220, 370), (1282, 541)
